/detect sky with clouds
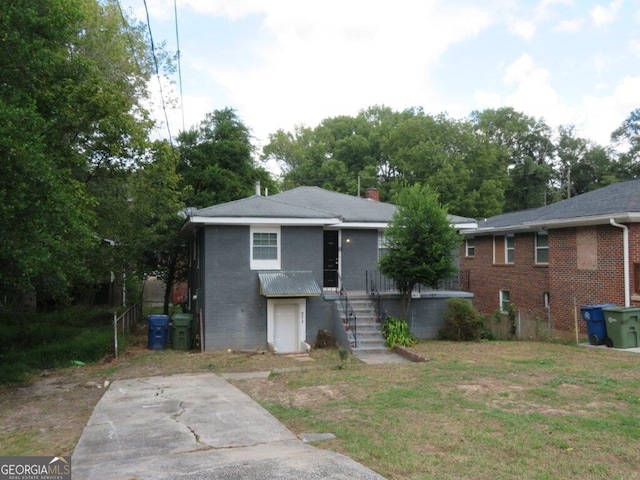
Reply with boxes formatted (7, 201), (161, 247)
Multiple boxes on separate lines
(121, 0), (640, 153)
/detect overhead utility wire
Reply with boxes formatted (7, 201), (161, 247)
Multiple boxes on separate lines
(142, 0), (174, 147)
(115, 1), (143, 78)
(174, 0), (186, 133)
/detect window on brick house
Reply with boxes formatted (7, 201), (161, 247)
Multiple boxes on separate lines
(494, 234), (514, 264)
(535, 231), (548, 264)
(465, 237), (475, 257)
(500, 290), (510, 313)
(544, 292), (550, 309)
(635, 263), (640, 295)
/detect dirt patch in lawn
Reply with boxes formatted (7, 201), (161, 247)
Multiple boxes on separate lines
(239, 378), (349, 409)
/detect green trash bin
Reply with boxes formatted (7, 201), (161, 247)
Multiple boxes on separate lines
(172, 313), (193, 350)
(603, 307), (640, 349)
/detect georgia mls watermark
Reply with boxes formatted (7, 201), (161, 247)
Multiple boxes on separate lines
(0, 456), (71, 480)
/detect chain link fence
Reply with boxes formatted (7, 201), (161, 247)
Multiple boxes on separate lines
(483, 307), (555, 341)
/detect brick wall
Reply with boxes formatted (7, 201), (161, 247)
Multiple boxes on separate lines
(630, 223), (640, 302)
(550, 225), (629, 331)
(460, 232), (550, 321)
(460, 224), (636, 334)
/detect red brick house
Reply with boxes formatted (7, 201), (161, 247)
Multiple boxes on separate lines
(459, 179), (640, 335)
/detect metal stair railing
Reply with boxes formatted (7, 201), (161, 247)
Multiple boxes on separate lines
(338, 274), (357, 349)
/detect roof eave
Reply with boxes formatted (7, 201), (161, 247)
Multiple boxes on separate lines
(339, 222), (389, 229)
(471, 212), (640, 235)
(188, 216), (341, 226)
(525, 212), (640, 229)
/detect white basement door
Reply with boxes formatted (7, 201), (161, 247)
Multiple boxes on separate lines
(267, 298), (306, 354)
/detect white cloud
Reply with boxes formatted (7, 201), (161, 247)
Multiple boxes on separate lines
(503, 54), (539, 85)
(508, 19), (537, 39)
(591, 0), (624, 26)
(553, 17), (584, 33)
(592, 54), (613, 74)
(536, 0), (577, 20)
(201, 1), (495, 143)
(503, 55), (571, 124)
(124, 0), (639, 156)
(473, 90), (503, 109)
(581, 77), (640, 144)
(474, 54), (576, 129)
(476, 54), (640, 146)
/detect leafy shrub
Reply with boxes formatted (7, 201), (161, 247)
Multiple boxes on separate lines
(438, 298), (484, 341)
(382, 316), (418, 348)
(336, 346), (349, 369)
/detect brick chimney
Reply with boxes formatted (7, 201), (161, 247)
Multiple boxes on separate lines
(365, 187), (379, 201)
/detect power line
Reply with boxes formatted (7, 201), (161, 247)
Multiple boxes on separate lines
(142, 0), (175, 148)
(173, 0), (186, 133)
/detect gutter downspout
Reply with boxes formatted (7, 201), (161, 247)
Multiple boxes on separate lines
(610, 219), (630, 307)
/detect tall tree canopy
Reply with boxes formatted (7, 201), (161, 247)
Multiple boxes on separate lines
(0, 0), (158, 306)
(178, 108), (277, 208)
(262, 105), (632, 219)
(611, 108), (640, 178)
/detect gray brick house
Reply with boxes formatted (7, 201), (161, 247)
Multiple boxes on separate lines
(182, 186), (475, 353)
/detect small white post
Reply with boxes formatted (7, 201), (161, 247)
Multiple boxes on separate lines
(113, 312), (118, 359)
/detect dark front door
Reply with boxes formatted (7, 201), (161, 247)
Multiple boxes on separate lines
(323, 230), (339, 288)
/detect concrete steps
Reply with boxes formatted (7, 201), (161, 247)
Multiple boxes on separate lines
(336, 294), (389, 355)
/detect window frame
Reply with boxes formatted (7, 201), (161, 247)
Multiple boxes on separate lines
(250, 226), (281, 270)
(378, 230), (389, 259)
(634, 263), (640, 295)
(493, 234), (515, 264)
(500, 290), (511, 313)
(506, 233), (515, 263)
(465, 237), (475, 257)
(535, 231), (549, 265)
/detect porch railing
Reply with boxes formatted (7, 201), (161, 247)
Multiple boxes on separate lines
(113, 302), (142, 359)
(365, 270), (460, 294)
(367, 277), (388, 324)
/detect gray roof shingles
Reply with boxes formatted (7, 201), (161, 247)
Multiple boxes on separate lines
(477, 178), (640, 232)
(193, 186), (477, 226)
(194, 194), (338, 219)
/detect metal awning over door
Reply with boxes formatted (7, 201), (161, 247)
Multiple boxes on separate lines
(258, 271), (321, 297)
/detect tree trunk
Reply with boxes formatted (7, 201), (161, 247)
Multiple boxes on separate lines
(162, 256), (177, 315)
(401, 285), (414, 320)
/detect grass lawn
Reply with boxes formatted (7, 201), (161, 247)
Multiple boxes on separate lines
(1, 326), (639, 479)
(234, 341), (640, 480)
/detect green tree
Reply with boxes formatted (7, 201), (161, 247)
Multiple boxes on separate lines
(0, 104), (97, 305)
(378, 184), (461, 319)
(263, 106), (507, 216)
(388, 111), (506, 217)
(178, 108), (277, 208)
(130, 141), (186, 314)
(555, 125), (617, 199)
(611, 108), (640, 177)
(471, 107), (555, 211)
(0, 0), (156, 307)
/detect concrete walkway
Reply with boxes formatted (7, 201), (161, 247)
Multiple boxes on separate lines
(71, 373), (385, 480)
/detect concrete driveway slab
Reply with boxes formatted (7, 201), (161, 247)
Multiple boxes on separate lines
(72, 373), (385, 480)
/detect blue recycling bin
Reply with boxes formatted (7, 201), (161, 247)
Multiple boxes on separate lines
(147, 314), (170, 350)
(581, 304), (615, 345)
